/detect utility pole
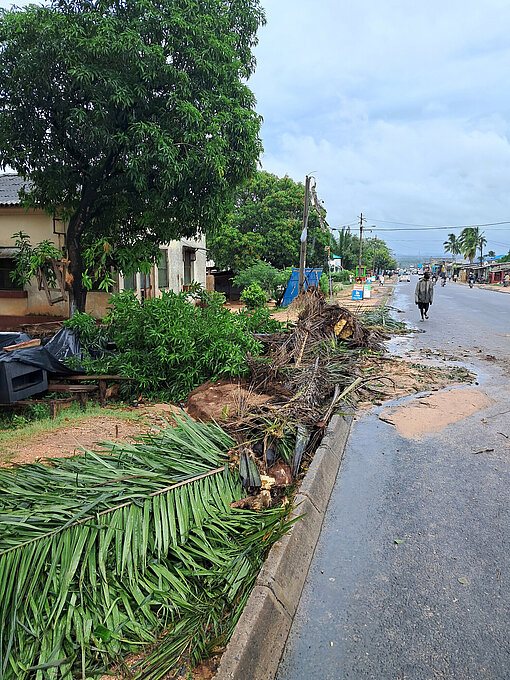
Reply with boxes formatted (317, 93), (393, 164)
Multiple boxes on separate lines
(372, 235), (377, 274)
(358, 213), (365, 271)
(298, 175), (311, 294)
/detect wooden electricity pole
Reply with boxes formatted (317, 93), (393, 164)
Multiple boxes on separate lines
(298, 175), (311, 293)
(358, 213), (364, 271)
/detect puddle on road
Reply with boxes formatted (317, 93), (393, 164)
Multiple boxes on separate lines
(379, 388), (494, 440)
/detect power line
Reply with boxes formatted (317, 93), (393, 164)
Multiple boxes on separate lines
(362, 225), (510, 232)
(365, 218), (510, 229)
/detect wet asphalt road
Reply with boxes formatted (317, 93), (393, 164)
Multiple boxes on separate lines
(276, 278), (510, 680)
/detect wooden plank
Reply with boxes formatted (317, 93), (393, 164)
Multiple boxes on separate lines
(48, 384), (98, 393)
(64, 375), (134, 381)
(3, 338), (42, 351)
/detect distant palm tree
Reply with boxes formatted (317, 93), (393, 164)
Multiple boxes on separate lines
(488, 250), (495, 257)
(443, 233), (461, 261)
(459, 227), (482, 263)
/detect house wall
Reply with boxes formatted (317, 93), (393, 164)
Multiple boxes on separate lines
(0, 207), (63, 250)
(120, 235), (207, 298)
(1, 203), (207, 318)
(165, 236), (207, 292)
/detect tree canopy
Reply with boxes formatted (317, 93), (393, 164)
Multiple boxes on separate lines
(443, 233), (462, 260)
(207, 170), (330, 271)
(0, 0), (265, 311)
(330, 228), (396, 272)
(458, 227), (485, 263)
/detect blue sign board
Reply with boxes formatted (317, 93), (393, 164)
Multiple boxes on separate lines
(351, 289), (363, 300)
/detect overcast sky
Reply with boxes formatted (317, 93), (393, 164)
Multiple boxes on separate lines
(1, 0), (510, 256)
(251, 0), (510, 256)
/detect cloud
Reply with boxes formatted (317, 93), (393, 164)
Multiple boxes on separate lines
(251, 0), (510, 254)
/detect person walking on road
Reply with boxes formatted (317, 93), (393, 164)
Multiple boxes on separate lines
(415, 270), (434, 321)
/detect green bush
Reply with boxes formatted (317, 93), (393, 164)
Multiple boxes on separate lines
(240, 282), (267, 309)
(62, 311), (110, 352)
(236, 306), (285, 333)
(233, 261), (292, 300)
(77, 289), (285, 401)
(319, 273), (330, 295)
(331, 270), (353, 283)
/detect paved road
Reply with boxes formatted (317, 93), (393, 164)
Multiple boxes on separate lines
(277, 278), (510, 680)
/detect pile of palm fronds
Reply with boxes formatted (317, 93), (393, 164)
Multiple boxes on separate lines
(245, 289), (382, 422)
(0, 415), (291, 680)
(222, 290), (401, 480)
(255, 288), (382, 379)
(360, 306), (409, 334)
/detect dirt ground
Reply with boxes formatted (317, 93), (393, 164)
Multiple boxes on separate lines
(0, 355), (473, 468)
(356, 355), (473, 407)
(378, 387), (493, 439)
(0, 403), (184, 466)
(270, 284), (393, 323)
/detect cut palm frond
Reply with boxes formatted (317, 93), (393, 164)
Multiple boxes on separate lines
(0, 415), (291, 680)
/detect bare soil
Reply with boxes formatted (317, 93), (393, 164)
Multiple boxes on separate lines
(0, 403), (184, 466)
(378, 388), (493, 439)
(185, 379), (273, 422)
(356, 356), (473, 407)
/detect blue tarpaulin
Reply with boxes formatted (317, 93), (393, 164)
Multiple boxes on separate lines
(281, 268), (323, 307)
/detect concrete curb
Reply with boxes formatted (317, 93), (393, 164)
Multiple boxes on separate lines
(215, 413), (353, 680)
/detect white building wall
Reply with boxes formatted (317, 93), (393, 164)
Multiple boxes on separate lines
(118, 234), (207, 299)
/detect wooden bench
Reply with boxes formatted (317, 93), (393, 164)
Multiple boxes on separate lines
(48, 383), (98, 409)
(52, 375), (135, 406)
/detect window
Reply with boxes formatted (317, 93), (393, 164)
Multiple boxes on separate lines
(0, 258), (22, 290)
(158, 250), (169, 289)
(123, 272), (137, 291)
(183, 248), (195, 286)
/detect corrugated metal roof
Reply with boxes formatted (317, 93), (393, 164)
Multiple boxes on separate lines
(0, 174), (27, 206)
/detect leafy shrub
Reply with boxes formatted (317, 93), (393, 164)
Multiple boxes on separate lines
(331, 270), (353, 283)
(240, 282), (266, 309)
(81, 289), (279, 401)
(233, 261), (292, 300)
(62, 311), (110, 353)
(319, 273), (330, 295)
(237, 306), (285, 333)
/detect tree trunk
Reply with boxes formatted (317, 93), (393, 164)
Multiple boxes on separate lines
(66, 222), (86, 314)
(65, 184), (98, 315)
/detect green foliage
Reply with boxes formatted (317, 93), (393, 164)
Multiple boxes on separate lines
(0, 0), (265, 311)
(459, 227), (485, 263)
(330, 230), (396, 272)
(0, 416), (291, 679)
(0, 403), (50, 430)
(82, 289), (280, 400)
(236, 306), (284, 333)
(9, 231), (63, 287)
(319, 273), (330, 295)
(240, 282), (267, 309)
(208, 171), (329, 271)
(62, 311), (110, 353)
(443, 233), (462, 260)
(233, 260), (291, 299)
(331, 269), (353, 283)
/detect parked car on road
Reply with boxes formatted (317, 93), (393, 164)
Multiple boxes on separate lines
(399, 272), (411, 282)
